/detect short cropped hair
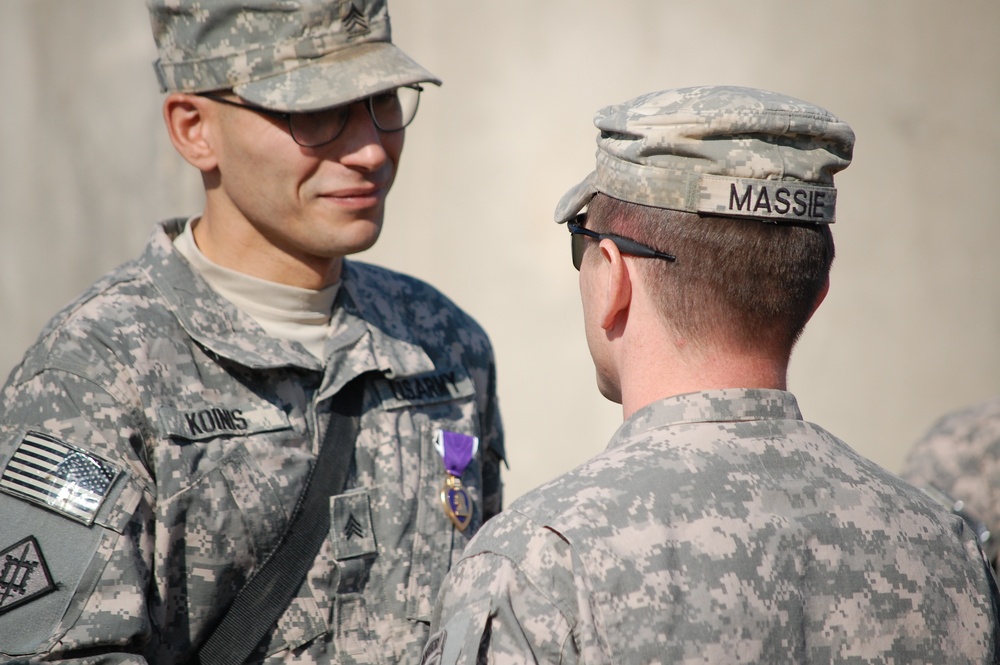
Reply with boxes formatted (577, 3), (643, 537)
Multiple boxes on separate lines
(584, 193), (835, 354)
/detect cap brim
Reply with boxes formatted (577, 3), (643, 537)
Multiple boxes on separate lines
(553, 171), (598, 223)
(234, 41), (441, 112)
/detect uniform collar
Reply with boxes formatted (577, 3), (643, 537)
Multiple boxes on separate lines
(608, 388), (804, 451)
(144, 219), (435, 381)
(339, 262), (436, 380)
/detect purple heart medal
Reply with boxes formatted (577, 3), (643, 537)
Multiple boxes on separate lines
(434, 430), (478, 531)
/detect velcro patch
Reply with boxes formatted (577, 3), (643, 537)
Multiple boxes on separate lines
(331, 491), (376, 560)
(372, 368), (475, 410)
(158, 403), (291, 442)
(0, 432), (120, 525)
(697, 175), (837, 223)
(0, 536), (56, 615)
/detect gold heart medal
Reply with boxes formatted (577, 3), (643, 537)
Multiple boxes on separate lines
(434, 429), (479, 532)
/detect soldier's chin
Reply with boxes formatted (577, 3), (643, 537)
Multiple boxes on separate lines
(339, 219), (384, 256)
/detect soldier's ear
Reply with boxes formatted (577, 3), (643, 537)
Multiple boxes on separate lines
(162, 93), (219, 173)
(597, 238), (632, 332)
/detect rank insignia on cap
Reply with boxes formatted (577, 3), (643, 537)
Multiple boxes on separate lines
(0, 431), (120, 525)
(342, 1), (370, 36)
(0, 536), (56, 615)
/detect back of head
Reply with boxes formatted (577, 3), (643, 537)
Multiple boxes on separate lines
(146, 0), (441, 111)
(556, 86), (855, 354)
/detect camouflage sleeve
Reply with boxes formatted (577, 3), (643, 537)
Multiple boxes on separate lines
(0, 364), (154, 663)
(423, 512), (599, 665)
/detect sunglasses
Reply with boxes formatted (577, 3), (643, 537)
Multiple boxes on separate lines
(567, 214), (676, 270)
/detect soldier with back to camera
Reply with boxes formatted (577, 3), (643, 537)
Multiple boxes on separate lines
(421, 86), (999, 664)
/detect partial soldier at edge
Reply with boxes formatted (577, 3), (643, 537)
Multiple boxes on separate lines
(901, 394), (1000, 572)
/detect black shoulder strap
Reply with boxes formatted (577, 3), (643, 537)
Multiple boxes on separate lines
(196, 376), (367, 665)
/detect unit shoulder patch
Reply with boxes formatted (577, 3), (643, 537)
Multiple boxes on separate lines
(0, 536), (56, 615)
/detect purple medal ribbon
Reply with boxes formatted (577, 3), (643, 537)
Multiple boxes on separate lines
(435, 430), (479, 532)
(439, 430), (476, 478)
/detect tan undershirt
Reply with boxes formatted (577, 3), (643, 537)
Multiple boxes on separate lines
(173, 218), (339, 362)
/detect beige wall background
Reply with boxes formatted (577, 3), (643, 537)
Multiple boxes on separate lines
(2, 1), (998, 502)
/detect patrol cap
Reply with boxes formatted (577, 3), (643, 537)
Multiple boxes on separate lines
(147, 0), (441, 112)
(555, 86), (855, 225)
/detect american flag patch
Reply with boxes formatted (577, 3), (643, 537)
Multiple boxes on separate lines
(1, 431), (119, 525)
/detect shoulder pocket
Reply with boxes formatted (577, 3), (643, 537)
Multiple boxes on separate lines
(422, 597), (493, 665)
(0, 495), (114, 656)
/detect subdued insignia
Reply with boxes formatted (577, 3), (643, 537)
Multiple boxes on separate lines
(342, 1), (369, 35)
(331, 492), (376, 560)
(0, 536), (56, 615)
(344, 513), (365, 541)
(420, 629), (446, 665)
(0, 431), (120, 525)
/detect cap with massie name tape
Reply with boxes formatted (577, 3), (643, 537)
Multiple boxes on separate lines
(554, 86), (855, 225)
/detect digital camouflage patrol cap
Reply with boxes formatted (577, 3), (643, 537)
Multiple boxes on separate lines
(147, 0), (441, 112)
(555, 86), (855, 225)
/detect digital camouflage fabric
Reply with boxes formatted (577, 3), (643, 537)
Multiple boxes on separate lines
(901, 394), (1000, 570)
(0, 219), (505, 663)
(424, 390), (999, 664)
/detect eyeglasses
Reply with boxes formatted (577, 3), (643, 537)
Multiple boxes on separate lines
(197, 84), (423, 148)
(567, 214), (676, 270)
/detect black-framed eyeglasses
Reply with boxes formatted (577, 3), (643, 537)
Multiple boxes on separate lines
(567, 214), (676, 270)
(197, 84), (423, 148)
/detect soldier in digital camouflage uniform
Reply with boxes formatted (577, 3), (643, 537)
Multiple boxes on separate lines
(0, 0), (504, 663)
(420, 86), (1000, 664)
(901, 394), (1000, 573)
